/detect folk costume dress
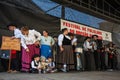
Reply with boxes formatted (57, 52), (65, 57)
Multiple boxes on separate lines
(57, 34), (75, 70)
(40, 36), (55, 59)
(21, 30), (41, 72)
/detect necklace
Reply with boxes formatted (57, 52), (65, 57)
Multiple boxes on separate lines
(44, 36), (48, 41)
(45, 39), (47, 41)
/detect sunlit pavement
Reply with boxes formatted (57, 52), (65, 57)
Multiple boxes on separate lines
(0, 71), (120, 80)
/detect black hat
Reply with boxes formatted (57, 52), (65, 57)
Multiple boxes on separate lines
(92, 35), (98, 38)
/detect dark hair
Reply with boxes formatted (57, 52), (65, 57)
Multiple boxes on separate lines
(92, 35), (98, 38)
(62, 28), (68, 33)
(53, 36), (58, 38)
(84, 37), (91, 41)
(7, 23), (17, 28)
(48, 57), (52, 59)
(68, 33), (74, 36)
(43, 30), (49, 35)
(43, 30), (48, 33)
(33, 54), (40, 59)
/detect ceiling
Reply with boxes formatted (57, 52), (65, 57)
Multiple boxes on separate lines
(52, 0), (120, 24)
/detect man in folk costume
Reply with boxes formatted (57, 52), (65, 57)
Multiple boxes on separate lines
(57, 28), (74, 72)
(91, 35), (101, 70)
(83, 37), (95, 71)
(21, 26), (41, 72)
(40, 30), (55, 59)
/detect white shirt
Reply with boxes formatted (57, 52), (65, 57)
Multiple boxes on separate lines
(58, 34), (71, 46)
(40, 36), (55, 46)
(31, 60), (41, 69)
(91, 41), (97, 50)
(72, 37), (77, 45)
(48, 62), (55, 68)
(14, 28), (23, 38)
(21, 29), (41, 49)
(83, 41), (92, 51)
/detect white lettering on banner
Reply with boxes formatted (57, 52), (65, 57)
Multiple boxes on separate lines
(61, 19), (112, 41)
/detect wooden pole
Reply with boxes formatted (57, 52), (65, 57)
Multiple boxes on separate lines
(8, 50), (11, 72)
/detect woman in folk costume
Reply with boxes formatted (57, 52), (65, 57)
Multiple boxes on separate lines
(21, 26), (41, 72)
(40, 30), (55, 59)
(57, 28), (75, 72)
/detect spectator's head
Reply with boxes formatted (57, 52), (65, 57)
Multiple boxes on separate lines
(92, 35), (98, 40)
(43, 30), (49, 37)
(33, 54), (40, 61)
(7, 24), (17, 31)
(62, 28), (68, 35)
(21, 26), (29, 35)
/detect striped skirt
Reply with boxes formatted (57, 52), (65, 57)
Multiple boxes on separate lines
(21, 44), (40, 72)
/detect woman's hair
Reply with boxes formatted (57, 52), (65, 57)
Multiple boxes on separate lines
(43, 30), (49, 35)
(21, 26), (29, 31)
(43, 30), (48, 33)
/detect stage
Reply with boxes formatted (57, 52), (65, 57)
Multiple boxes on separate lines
(0, 71), (120, 80)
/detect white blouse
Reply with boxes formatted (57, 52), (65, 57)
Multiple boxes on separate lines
(58, 34), (71, 46)
(21, 29), (41, 49)
(83, 41), (92, 51)
(40, 36), (55, 46)
(91, 41), (97, 50)
(14, 28), (23, 38)
(72, 37), (77, 45)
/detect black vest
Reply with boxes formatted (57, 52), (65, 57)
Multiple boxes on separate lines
(62, 36), (71, 45)
(34, 61), (39, 67)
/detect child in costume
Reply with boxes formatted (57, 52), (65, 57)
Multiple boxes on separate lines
(40, 56), (48, 73)
(47, 57), (57, 73)
(30, 54), (41, 73)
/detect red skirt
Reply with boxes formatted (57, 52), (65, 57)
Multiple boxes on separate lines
(21, 44), (40, 72)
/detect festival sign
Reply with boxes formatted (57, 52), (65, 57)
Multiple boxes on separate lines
(61, 19), (112, 41)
